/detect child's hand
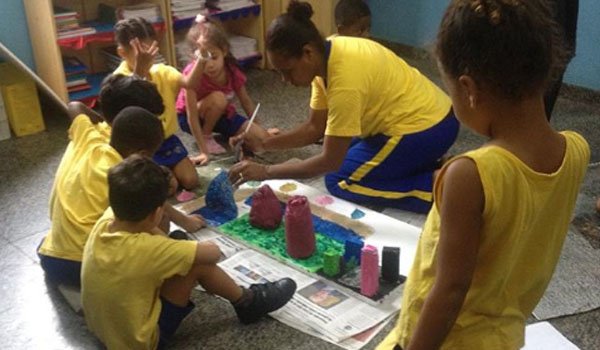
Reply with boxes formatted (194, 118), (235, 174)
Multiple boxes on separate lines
(190, 153), (210, 166)
(131, 38), (159, 78)
(180, 214), (205, 233)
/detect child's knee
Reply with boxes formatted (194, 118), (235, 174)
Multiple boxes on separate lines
(178, 172), (199, 190)
(200, 92), (228, 115)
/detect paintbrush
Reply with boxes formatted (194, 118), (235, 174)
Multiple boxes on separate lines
(234, 102), (261, 162)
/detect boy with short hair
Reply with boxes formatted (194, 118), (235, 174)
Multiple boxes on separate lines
(82, 155), (297, 349)
(38, 106), (164, 286)
(335, 0), (371, 37)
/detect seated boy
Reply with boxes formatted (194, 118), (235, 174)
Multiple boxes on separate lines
(335, 0), (371, 37)
(82, 155), (297, 349)
(69, 74), (204, 231)
(38, 106), (164, 287)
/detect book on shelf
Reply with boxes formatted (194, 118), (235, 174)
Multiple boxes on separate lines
(68, 83), (92, 93)
(57, 27), (97, 39)
(206, 0), (256, 12)
(171, 0), (206, 18)
(63, 57), (88, 76)
(101, 46), (167, 72)
(117, 3), (163, 23)
(53, 6), (78, 20)
(229, 35), (258, 60)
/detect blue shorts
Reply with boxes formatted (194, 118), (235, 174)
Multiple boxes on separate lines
(153, 134), (189, 168)
(157, 297), (195, 349)
(325, 109), (459, 213)
(37, 238), (82, 287)
(178, 112), (247, 139)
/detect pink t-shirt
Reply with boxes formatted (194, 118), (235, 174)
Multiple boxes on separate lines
(176, 62), (247, 118)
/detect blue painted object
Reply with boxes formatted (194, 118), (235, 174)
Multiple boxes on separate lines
(350, 208), (365, 219)
(343, 240), (364, 265)
(194, 171), (237, 226)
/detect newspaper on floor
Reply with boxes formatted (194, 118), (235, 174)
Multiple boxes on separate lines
(188, 228), (401, 346)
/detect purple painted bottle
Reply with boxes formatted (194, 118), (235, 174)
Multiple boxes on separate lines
(360, 245), (380, 297)
(285, 195), (315, 259)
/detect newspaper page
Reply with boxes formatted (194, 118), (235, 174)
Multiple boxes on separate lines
(219, 249), (400, 344)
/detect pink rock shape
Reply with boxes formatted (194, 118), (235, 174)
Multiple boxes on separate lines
(249, 185), (283, 230)
(285, 195), (315, 259)
(360, 245), (380, 297)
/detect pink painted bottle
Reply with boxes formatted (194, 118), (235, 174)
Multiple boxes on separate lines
(360, 245), (380, 297)
(285, 195), (315, 259)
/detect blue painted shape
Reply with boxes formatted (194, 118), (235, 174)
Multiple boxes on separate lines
(343, 240), (364, 265)
(195, 171), (237, 226)
(351, 208), (365, 220)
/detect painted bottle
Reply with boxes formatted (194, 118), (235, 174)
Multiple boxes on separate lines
(360, 245), (380, 297)
(285, 195), (315, 258)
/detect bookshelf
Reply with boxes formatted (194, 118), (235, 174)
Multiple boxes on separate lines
(24, 0), (268, 106)
(167, 1), (265, 70)
(24, 0), (175, 106)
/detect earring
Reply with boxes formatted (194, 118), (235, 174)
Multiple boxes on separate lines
(469, 96), (475, 108)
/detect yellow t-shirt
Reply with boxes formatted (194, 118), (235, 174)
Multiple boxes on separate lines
(96, 121), (111, 142)
(39, 115), (122, 261)
(113, 61), (182, 138)
(378, 131), (589, 350)
(82, 208), (198, 350)
(310, 37), (451, 138)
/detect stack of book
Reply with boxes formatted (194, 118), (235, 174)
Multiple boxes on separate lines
(54, 7), (96, 39)
(172, 0), (206, 19)
(229, 35), (258, 60)
(206, 0), (255, 12)
(63, 57), (91, 93)
(117, 3), (163, 23)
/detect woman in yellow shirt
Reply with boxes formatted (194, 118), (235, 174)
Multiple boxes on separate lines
(229, 0), (458, 213)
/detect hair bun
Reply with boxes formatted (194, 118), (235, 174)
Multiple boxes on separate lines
(287, 0), (313, 22)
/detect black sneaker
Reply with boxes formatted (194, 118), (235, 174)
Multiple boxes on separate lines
(233, 278), (297, 324)
(168, 230), (189, 240)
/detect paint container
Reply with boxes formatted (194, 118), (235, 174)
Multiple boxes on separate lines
(360, 245), (379, 297)
(323, 250), (341, 277)
(343, 240), (364, 265)
(381, 247), (400, 282)
(285, 195), (315, 258)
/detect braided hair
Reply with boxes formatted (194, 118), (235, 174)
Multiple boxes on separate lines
(266, 0), (325, 58)
(436, 0), (566, 100)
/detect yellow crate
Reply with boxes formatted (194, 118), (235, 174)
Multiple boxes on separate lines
(0, 63), (45, 137)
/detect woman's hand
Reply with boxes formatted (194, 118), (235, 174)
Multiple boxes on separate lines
(229, 132), (266, 153)
(228, 161), (270, 186)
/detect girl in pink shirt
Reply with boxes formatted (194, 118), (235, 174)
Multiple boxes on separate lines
(176, 16), (273, 165)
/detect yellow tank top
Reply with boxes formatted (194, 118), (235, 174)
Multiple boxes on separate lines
(379, 131), (589, 350)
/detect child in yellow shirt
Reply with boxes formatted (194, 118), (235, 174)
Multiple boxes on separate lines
(38, 106), (164, 286)
(113, 17), (204, 190)
(82, 155), (297, 349)
(378, 1), (589, 349)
